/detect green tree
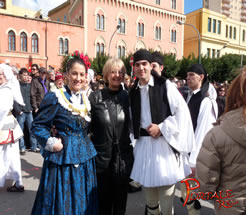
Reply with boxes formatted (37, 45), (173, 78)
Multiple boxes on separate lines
(90, 53), (110, 75)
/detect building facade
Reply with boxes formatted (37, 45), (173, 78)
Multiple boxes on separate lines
(0, 0), (84, 69)
(0, 0), (185, 70)
(48, 0), (185, 59)
(184, 8), (246, 59)
(203, 0), (246, 23)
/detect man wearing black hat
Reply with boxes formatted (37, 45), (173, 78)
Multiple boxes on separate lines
(129, 49), (195, 215)
(151, 51), (164, 76)
(180, 64), (218, 215)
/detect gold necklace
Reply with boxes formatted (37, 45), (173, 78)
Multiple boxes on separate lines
(59, 88), (88, 116)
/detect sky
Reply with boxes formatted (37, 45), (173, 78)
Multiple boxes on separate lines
(184, 0), (203, 14)
(12, 0), (67, 17)
(12, 0), (202, 17)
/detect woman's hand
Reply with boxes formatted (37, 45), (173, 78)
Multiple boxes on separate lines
(53, 138), (63, 152)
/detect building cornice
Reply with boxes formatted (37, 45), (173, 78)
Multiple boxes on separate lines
(48, 0), (70, 16)
(93, 0), (185, 20)
(0, 12), (84, 28)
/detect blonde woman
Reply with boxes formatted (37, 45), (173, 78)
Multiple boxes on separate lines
(89, 58), (133, 215)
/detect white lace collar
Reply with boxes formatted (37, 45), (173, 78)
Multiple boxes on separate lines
(54, 87), (91, 122)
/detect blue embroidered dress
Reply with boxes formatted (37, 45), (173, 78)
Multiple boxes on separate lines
(31, 86), (98, 215)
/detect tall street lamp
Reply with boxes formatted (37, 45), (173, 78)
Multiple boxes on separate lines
(177, 20), (201, 64)
(108, 25), (121, 56)
(216, 44), (227, 58)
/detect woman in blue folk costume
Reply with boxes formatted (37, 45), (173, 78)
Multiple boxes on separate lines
(31, 51), (98, 215)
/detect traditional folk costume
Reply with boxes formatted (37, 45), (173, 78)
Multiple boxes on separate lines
(181, 64), (218, 215)
(129, 61), (195, 214)
(31, 86), (98, 215)
(0, 64), (25, 190)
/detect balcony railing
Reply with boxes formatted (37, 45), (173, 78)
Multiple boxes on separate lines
(222, 4), (230, 10)
(222, 9), (230, 16)
(242, 9), (246, 15)
(222, 0), (232, 3)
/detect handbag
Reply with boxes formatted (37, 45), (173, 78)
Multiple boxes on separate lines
(0, 115), (23, 145)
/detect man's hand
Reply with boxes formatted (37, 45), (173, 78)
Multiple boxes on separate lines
(146, 124), (161, 138)
(53, 138), (63, 152)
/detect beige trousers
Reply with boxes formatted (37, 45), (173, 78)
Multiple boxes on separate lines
(143, 184), (175, 215)
(180, 181), (200, 215)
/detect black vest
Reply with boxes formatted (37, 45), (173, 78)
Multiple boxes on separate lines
(129, 73), (172, 139)
(187, 91), (204, 132)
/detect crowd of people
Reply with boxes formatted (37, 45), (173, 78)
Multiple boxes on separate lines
(0, 49), (245, 215)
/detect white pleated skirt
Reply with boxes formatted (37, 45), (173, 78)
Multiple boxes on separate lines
(130, 136), (191, 187)
(0, 142), (23, 187)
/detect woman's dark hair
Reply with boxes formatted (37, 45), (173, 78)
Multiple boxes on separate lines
(19, 67), (28, 75)
(66, 57), (87, 74)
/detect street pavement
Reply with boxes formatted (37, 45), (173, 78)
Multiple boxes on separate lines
(0, 151), (215, 215)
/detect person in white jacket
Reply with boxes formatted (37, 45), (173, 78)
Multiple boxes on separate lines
(0, 63), (25, 192)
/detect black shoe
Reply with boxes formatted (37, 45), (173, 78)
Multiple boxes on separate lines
(20, 149), (26, 155)
(7, 183), (24, 192)
(128, 184), (142, 193)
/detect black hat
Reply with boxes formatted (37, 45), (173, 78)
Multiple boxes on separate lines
(133, 49), (152, 64)
(151, 52), (163, 65)
(188, 64), (209, 96)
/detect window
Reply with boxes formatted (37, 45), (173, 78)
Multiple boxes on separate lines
(234, 27), (236, 39)
(118, 18), (125, 34)
(64, 15), (67, 22)
(156, 0), (160, 5)
(64, 39), (69, 55)
(31, 33), (38, 53)
(171, 0), (176, 9)
(243, 30), (245, 42)
(59, 38), (64, 55)
(208, 18), (211, 32)
(57, 18), (60, 22)
(212, 49), (216, 58)
(96, 14), (105, 30)
(137, 22), (144, 37)
(207, 48), (211, 57)
(96, 43), (105, 55)
(213, 19), (216, 33)
(8, 30), (16, 51)
(217, 21), (221, 34)
(20, 32), (27, 52)
(229, 26), (232, 38)
(155, 26), (161, 40)
(96, 14), (100, 29)
(171, 29), (176, 42)
(226, 25), (228, 38)
(217, 50), (220, 58)
(117, 46), (126, 58)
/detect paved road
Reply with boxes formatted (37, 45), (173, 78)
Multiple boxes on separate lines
(0, 151), (215, 215)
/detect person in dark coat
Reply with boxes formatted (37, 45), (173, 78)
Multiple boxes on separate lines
(13, 68), (39, 154)
(31, 67), (50, 115)
(89, 58), (133, 215)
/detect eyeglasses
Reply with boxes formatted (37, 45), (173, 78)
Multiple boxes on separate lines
(32, 68), (37, 71)
(111, 71), (124, 75)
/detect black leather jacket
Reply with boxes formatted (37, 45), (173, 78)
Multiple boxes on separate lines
(89, 86), (133, 174)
